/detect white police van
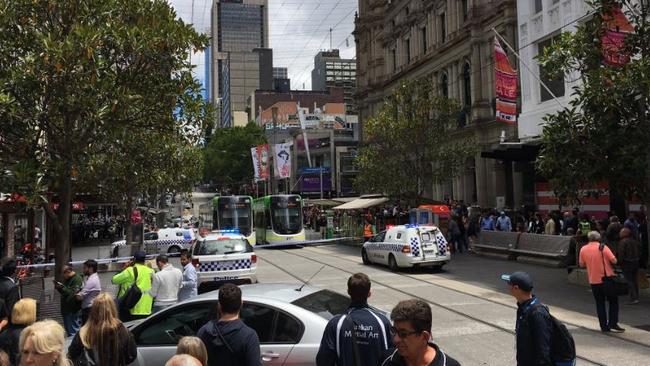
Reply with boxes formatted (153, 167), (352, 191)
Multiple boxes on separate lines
(361, 224), (451, 271)
(110, 228), (195, 257)
(191, 230), (257, 293)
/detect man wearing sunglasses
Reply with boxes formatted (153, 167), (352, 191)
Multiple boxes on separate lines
(316, 273), (392, 366)
(380, 299), (460, 366)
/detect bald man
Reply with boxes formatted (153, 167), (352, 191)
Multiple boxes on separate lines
(165, 354), (202, 366)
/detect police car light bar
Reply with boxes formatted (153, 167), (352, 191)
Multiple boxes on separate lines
(217, 228), (240, 234)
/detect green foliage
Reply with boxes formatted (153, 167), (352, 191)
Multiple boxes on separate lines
(354, 77), (476, 203)
(536, 0), (650, 204)
(203, 123), (266, 189)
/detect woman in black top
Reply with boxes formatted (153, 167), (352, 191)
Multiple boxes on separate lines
(0, 298), (37, 365)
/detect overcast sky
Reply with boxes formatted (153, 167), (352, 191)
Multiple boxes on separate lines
(168, 0), (357, 91)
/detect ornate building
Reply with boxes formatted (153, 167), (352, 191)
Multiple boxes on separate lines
(354, 0), (534, 209)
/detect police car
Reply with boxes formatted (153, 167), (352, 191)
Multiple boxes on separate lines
(361, 224), (451, 271)
(110, 228), (195, 257)
(191, 230), (257, 293)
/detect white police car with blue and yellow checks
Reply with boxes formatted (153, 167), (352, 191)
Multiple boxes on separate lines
(111, 228), (195, 257)
(190, 229), (258, 293)
(361, 224), (451, 271)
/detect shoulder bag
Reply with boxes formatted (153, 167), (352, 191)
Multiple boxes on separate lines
(120, 266), (142, 311)
(600, 244), (628, 297)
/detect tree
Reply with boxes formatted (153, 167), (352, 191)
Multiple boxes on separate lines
(203, 123), (266, 191)
(536, 0), (650, 212)
(354, 77), (476, 204)
(0, 0), (210, 278)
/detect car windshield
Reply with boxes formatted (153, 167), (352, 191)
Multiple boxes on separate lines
(193, 238), (250, 255)
(291, 290), (350, 320)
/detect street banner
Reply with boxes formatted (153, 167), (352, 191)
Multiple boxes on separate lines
(273, 143), (292, 179)
(602, 5), (634, 67)
(251, 144), (270, 181)
(494, 38), (518, 124)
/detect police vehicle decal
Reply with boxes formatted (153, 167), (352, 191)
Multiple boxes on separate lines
(365, 243), (403, 252)
(409, 237), (420, 256)
(146, 239), (191, 246)
(199, 259), (252, 272)
(435, 232), (448, 255)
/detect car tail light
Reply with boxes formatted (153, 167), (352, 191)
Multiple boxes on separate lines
(251, 254), (257, 264)
(192, 258), (200, 267)
(401, 245), (411, 253)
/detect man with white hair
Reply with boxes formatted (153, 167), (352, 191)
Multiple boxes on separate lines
(165, 354), (202, 366)
(579, 231), (624, 333)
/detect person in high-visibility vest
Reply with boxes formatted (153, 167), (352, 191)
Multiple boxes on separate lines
(363, 220), (374, 242)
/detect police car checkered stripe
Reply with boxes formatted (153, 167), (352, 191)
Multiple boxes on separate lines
(436, 232), (448, 255)
(410, 237), (420, 256)
(365, 243), (404, 252)
(146, 239), (191, 246)
(199, 259), (252, 272)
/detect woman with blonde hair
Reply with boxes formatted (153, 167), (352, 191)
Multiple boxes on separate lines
(0, 298), (37, 364)
(176, 336), (208, 366)
(19, 319), (71, 366)
(68, 292), (136, 366)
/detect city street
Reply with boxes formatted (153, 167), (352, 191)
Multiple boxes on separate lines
(70, 242), (650, 366)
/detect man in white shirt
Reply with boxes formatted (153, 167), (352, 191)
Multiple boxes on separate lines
(150, 254), (183, 313)
(178, 251), (197, 301)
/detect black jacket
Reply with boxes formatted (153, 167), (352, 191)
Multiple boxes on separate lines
(379, 342), (460, 366)
(0, 323), (25, 365)
(516, 297), (553, 366)
(67, 324), (137, 366)
(0, 277), (19, 319)
(197, 319), (261, 366)
(316, 302), (392, 366)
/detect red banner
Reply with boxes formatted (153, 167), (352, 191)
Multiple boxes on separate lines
(251, 144), (270, 181)
(601, 6), (634, 67)
(494, 38), (518, 124)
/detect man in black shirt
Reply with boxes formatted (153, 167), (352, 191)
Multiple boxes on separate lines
(379, 299), (460, 366)
(0, 257), (19, 328)
(197, 284), (260, 366)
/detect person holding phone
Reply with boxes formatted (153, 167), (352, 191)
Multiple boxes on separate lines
(54, 265), (83, 336)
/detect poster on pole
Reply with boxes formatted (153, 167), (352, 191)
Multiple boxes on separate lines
(251, 144), (270, 181)
(494, 38), (518, 124)
(273, 143), (292, 179)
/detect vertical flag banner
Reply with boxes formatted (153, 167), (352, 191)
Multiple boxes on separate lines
(221, 57), (232, 128)
(494, 38), (518, 124)
(251, 147), (261, 181)
(258, 144), (270, 180)
(601, 5), (634, 67)
(274, 143), (292, 179)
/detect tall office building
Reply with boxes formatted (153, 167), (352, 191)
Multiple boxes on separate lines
(273, 67), (288, 79)
(211, 0), (269, 127)
(311, 49), (357, 114)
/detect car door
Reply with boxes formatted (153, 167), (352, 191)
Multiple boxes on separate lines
(132, 301), (216, 366)
(240, 302), (294, 365)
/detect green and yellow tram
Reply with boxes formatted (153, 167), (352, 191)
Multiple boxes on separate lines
(253, 195), (305, 244)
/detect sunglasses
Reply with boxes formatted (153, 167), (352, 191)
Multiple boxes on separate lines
(390, 326), (420, 338)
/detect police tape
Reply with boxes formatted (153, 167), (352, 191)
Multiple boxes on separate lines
(16, 252), (181, 269)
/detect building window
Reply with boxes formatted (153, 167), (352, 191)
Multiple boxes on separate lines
(538, 37), (565, 102)
(534, 0), (543, 13)
(462, 0), (469, 21)
(405, 38), (411, 63)
(392, 48), (397, 72)
(440, 73), (449, 98)
(440, 13), (446, 43)
(463, 62), (471, 108)
(421, 27), (427, 54)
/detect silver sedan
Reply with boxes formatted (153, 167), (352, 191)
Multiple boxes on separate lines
(102, 283), (353, 366)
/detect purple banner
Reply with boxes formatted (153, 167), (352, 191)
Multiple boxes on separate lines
(300, 175), (331, 192)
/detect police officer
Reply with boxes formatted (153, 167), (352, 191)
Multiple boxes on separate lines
(316, 273), (392, 366)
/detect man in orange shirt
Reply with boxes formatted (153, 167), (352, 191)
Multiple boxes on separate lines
(579, 231), (624, 333)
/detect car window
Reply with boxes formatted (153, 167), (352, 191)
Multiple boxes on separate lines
(240, 303), (275, 343)
(176, 231), (184, 237)
(135, 302), (215, 345)
(194, 238), (250, 255)
(144, 232), (158, 240)
(420, 232), (432, 242)
(291, 290), (350, 320)
(274, 311), (302, 343)
(374, 231), (386, 242)
(396, 232), (402, 240)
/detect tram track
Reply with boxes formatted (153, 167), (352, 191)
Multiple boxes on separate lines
(259, 246), (617, 366)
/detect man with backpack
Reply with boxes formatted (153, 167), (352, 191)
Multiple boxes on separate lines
(112, 251), (155, 321)
(502, 271), (575, 366)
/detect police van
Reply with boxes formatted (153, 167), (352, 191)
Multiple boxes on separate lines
(361, 224), (451, 271)
(110, 228), (195, 257)
(191, 230), (257, 293)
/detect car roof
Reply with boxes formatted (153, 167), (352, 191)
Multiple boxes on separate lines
(191, 283), (326, 304)
(199, 232), (246, 240)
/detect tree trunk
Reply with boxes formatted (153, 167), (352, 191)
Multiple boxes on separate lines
(125, 196), (133, 245)
(54, 176), (72, 281)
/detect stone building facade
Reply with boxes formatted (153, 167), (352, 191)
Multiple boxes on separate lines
(354, 0), (533, 209)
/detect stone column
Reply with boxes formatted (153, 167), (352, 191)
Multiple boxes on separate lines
(475, 153), (489, 207)
(493, 160), (507, 209)
(512, 162), (524, 209)
(6, 213), (15, 257)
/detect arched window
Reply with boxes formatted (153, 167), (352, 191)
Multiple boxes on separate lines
(440, 72), (449, 98)
(463, 62), (471, 108)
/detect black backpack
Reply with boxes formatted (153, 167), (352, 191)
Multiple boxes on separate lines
(531, 304), (576, 364)
(120, 266), (142, 311)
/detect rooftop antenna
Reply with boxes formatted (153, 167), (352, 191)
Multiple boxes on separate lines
(296, 265), (326, 291)
(329, 28), (333, 50)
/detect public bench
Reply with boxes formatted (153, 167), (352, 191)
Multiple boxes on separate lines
(472, 231), (519, 255)
(472, 231), (571, 267)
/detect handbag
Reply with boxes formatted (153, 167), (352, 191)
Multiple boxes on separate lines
(600, 244), (628, 297)
(120, 266), (142, 311)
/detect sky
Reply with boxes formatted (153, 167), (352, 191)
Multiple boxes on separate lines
(168, 0), (357, 91)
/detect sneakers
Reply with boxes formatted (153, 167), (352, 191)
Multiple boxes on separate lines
(610, 325), (625, 333)
(626, 300), (640, 305)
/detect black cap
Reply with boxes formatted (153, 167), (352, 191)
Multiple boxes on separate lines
(501, 271), (533, 292)
(134, 251), (147, 262)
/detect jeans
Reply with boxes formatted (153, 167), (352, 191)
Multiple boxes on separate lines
(591, 284), (619, 330)
(623, 269), (640, 301)
(62, 312), (81, 337)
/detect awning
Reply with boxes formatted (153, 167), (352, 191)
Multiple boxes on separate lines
(304, 197), (359, 207)
(481, 144), (540, 162)
(333, 196), (389, 210)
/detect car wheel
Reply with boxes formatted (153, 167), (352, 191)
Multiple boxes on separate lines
(361, 248), (371, 265)
(388, 254), (399, 272)
(430, 265), (443, 273)
(167, 246), (180, 255)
